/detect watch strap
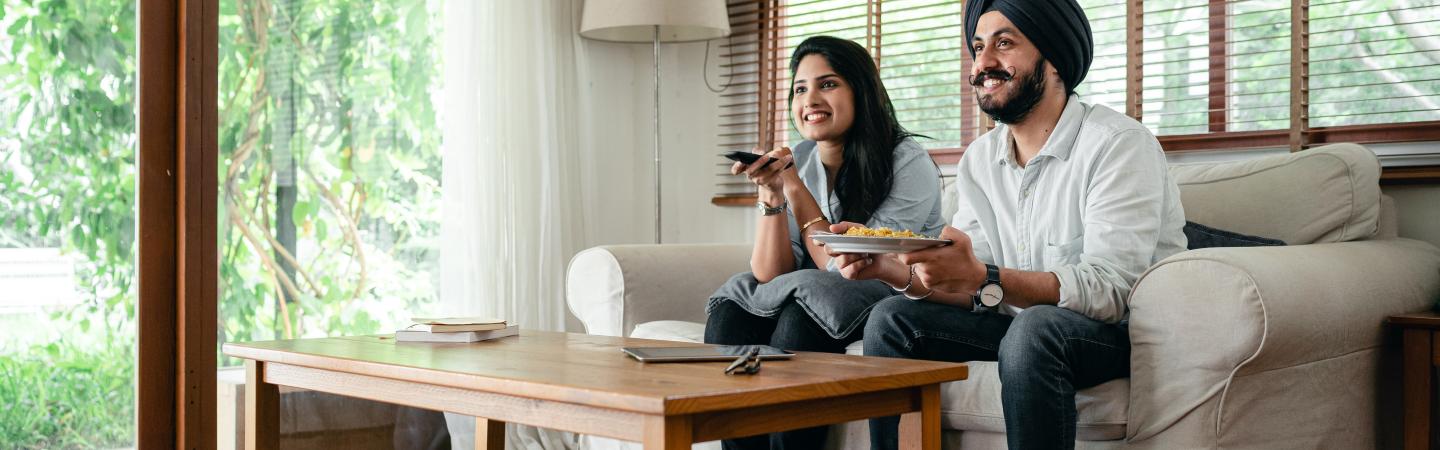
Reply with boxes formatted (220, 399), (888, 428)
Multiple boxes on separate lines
(972, 264), (1003, 311)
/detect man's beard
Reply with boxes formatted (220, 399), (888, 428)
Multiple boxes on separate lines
(973, 57), (1048, 125)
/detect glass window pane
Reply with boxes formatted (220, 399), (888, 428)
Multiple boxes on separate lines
(880, 0), (966, 150)
(1226, 0), (1290, 132)
(1309, 0), (1440, 127)
(1074, 0), (1129, 114)
(1142, 0), (1211, 136)
(217, 0), (442, 347)
(215, 0), (443, 444)
(0, 0), (138, 447)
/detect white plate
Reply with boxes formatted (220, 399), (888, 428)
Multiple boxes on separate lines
(809, 231), (950, 254)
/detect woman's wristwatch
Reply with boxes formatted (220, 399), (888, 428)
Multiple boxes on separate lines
(756, 200), (786, 216)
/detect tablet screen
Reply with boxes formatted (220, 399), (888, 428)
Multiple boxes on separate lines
(622, 345), (794, 362)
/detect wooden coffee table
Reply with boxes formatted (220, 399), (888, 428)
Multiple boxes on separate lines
(223, 330), (967, 450)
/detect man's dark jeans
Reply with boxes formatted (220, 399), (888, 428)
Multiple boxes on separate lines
(704, 300), (858, 450)
(864, 297), (1130, 450)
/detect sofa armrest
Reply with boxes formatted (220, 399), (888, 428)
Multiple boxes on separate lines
(1125, 238), (1440, 447)
(566, 244), (751, 337)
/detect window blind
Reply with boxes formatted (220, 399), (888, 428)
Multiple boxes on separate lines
(875, 0), (968, 152)
(1138, 0), (1293, 136)
(1073, 0), (1130, 115)
(1308, 0), (1440, 128)
(713, 0), (774, 198)
(714, 0), (1440, 203)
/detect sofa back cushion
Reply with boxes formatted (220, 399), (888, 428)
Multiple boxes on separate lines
(1168, 143), (1381, 245)
(939, 143), (1382, 246)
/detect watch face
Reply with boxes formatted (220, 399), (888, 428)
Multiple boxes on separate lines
(979, 284), (1004, 307)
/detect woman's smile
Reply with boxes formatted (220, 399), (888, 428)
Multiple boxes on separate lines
(802, 109), (832, 125)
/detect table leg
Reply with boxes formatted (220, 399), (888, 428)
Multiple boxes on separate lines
(643, 415), (693, 450)
(476, 417), (506, 450)
(1404, 329), (1432, 450)
(244, 360), (279, 450)
(899, 384), (941, 450)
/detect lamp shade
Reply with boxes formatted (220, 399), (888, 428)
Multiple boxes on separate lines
(580, 0), (731, 43)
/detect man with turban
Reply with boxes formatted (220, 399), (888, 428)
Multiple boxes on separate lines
(824, 0), (1188, 448)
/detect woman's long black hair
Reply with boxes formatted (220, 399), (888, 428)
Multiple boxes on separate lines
(788, 36), (918, 225)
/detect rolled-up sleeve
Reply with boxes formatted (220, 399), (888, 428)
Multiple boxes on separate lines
(1053, 130), (1169, 323)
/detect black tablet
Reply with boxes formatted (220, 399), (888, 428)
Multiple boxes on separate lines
(622, 345), (795, 363)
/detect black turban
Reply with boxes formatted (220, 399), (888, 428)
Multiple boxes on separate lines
(964, 0), (1093, 93)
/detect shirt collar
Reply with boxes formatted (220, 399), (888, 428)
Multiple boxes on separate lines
(991, 94), (1086, 166)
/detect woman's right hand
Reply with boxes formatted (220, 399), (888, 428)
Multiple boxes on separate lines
(731, 146), (795, 195)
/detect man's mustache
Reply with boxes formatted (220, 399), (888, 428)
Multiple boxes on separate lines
(969, 67), (1016, 87)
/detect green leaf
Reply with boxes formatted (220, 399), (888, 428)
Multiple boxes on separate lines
(291, 200), (312, 224)
(6, 16), (26, 35)
(314, 217), (327, 241)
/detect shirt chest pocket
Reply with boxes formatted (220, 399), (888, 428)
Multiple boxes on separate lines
(1042, 235), (1084, 269)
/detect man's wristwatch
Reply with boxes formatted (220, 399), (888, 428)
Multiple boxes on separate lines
(757, 200), (786, 216)
(973, 264), (1004, 310)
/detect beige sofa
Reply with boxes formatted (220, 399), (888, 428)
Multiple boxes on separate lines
(566, 143), (1440, 449)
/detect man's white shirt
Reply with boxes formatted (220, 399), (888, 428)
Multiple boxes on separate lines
(952, 95), (1188, 322)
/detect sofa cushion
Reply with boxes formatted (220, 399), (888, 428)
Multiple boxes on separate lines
(1168, 143), (1381, 245)
(631, 320), (1128, 441)
(630, 320), (707, 342)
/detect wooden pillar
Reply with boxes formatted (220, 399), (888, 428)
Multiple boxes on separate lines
(138, 0), (218, 448)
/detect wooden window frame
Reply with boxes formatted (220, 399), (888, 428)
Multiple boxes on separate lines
(137, 0), (218, 448)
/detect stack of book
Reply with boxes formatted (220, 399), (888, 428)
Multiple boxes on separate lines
(394, 317), (518, 343)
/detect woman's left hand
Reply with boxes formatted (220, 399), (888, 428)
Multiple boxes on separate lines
(818, 222), (896, 282)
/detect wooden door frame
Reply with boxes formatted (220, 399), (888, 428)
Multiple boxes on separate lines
(137, 0), (218, 448)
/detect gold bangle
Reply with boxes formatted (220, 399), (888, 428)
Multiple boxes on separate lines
(799, 216), (826, 232)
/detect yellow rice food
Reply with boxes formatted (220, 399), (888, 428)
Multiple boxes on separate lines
(842, 226), (927, 238)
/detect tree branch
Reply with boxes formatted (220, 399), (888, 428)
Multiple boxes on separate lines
(227, 200), (307, 309)
(304, 166), (367, 303)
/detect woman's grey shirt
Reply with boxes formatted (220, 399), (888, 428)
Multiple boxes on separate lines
(786, 137), (946, 271)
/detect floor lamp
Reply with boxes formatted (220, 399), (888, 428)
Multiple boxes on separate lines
(579, 0), (730, 244)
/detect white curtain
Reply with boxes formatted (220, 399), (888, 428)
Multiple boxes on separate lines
(439, 0), (590, 332)
(440, 0), (592, 448)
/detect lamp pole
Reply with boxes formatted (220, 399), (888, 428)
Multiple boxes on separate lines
(653, 25), (662, 244)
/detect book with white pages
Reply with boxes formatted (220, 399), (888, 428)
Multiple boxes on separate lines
(407, 316), (507, 333)
(395, 324), (519, 343)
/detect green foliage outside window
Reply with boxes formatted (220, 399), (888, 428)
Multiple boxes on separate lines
(215, 0), (442, 363)
(1, 1), (139, 445)
(0, 0), (442, 446)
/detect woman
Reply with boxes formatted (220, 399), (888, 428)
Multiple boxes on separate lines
(704, 35), (945, 450)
